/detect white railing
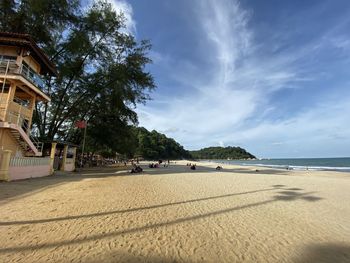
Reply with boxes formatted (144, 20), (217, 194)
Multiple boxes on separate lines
(6, 110), (44, 154)
(0, 59), (17, 75)
(10, 157), (50, 167)
(21, 118), (44, 154)
(20, 63), (46, 89)
(6, 111), (23, 125)
(13, 96), (30, 107)
(0, 60), (46, 89)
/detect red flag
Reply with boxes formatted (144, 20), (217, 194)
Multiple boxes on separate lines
(75, 120), (87, 129)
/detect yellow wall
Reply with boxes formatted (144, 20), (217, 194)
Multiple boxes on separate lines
(0, 45), (41, 74)
(0, 129), (23, 157)
(0, 92), (9, 121)
(23, 56), (41, 74)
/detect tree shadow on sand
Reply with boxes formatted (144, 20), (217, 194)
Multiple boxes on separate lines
(0, 185), (289, 226)
(0, 164), (293, 202)
(0, 185), (322, 254)
(0, 168), (131, 202)
(294, 243), (350, 263)
(141, 164), (290, 176)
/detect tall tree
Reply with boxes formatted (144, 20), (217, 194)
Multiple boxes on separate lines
(0, 0), (155, 153)
(131, 127), (192, 160)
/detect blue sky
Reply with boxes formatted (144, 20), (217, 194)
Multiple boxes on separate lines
(106, 0), (350, 158)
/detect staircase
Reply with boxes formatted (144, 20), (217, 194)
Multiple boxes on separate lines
(9, 129), (28, 153)
(0, 122), (43, 156)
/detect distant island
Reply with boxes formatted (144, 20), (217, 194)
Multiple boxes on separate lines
(128, 129), (255, 161)
(190, 146), (256, 160)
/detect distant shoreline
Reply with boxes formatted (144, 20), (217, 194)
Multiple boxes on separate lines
(199, 158), (350, 173)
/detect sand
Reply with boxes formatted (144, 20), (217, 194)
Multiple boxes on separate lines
(0, 161), (349, 263)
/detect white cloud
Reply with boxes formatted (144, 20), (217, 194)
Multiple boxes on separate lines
(216, 94), (350, 157)
(330, 36), (350, 50)
(137, 0), (350, 157)
(107, 0), (136, 34)
(138, 0), (300, 145)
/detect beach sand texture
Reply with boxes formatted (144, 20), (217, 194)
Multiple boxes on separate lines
(0, 161), (349, 263)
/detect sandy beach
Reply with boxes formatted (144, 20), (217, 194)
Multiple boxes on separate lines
(0, 161), (349, 263)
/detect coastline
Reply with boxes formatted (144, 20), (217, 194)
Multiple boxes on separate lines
(1, 161), (349, 262)
(197, 158), (350, 173)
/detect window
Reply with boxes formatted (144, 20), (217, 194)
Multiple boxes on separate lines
(22, 61), (36, 78)
(0, 55), (17, 62)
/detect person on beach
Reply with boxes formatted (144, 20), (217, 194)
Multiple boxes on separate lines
(190, 164), (196, 170)
(131, 164), (143, 173)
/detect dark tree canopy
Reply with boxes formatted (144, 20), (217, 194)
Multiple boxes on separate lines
(131, 127), (192, 160)
(1, 0), (155, 155)
(190, 146), (256, 160)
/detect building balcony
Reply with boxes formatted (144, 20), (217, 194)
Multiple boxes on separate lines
(0, 101), (31, 127)
(0, 60), (46, 90)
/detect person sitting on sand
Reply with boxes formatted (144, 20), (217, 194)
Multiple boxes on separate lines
(149, 163), (154, 168)
(216, 166), (222, 170)
(131, 165), (143, 173)
(190, 164), (196, 170)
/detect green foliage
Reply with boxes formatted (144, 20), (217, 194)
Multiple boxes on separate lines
(132, 127), (191, 160)
(0, 0), (155, 150)
(190, 146), (256, 160)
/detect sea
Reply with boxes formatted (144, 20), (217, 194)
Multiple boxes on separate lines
(205, 157), (350, 172)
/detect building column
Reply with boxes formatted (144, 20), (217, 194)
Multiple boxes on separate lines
(49, 142), (57, 175)
(0, 150), (12, 181)
(26, 94), (36, 134)
(71, 147), (77, 171)
(60, 144), (68, 171)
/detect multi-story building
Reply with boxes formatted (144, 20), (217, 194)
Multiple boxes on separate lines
(0, 32), (55, 155)
(0, 32), (76, 181)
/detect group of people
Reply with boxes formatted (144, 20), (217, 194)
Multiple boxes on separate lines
(186, 163), (197, 170)
(132, 159), (172, 173)
(148, 163), (159, 168)
(130, 164), (143, 173)
(149, 159), (170, 168)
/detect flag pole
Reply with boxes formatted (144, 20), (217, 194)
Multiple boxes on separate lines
(80, 121), (87, 168)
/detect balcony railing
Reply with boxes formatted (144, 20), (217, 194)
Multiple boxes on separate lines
(20, 63), (46, 89)
(0, 60), (46, 90)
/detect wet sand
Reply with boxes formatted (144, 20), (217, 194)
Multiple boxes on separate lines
(0, 161), (349, 263)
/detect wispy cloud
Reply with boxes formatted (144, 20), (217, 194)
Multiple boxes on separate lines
(107, 0), (136, 34)
(229, 94), (350, 156)
(137, 0), (350, 157)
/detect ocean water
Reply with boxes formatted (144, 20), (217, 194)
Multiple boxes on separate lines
(207, 157), (350, 172)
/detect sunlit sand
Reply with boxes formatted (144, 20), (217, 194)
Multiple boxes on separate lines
(0, 161), (349, 262)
